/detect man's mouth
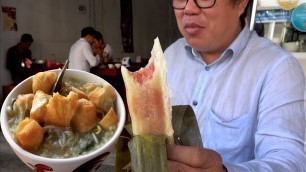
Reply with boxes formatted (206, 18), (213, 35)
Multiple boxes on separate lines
(184, 23), (204, 35)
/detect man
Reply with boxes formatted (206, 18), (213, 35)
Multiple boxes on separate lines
(6, 33), (33, 85)
(93, 31), (114, 63)
(165, 0), (305, 171)
(68, 27), (102, 72)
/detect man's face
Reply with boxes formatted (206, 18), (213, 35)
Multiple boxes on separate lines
(87, 35), (95, 45)
(22, 41), (32, 49)
(174, 0), (247, 55)
(93, 39), (102, 49)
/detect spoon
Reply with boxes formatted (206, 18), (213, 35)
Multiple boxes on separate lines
(51, 60), (69, 94)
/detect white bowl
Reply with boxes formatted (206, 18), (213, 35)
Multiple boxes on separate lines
(36, 59), (45, 64)
(114, 63), (121, 68)
(108, 64), (114, 69)
(1, 69), (126, 171)
(282, 42), (300, 52)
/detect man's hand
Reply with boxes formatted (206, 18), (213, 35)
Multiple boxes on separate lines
(93, 48), (103, 57)
(167, 144), (224, 172)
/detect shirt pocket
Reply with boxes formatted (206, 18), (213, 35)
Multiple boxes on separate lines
(203, 109), (256, 162)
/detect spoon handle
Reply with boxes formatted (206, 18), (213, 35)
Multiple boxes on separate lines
(51, 60), (69, 94)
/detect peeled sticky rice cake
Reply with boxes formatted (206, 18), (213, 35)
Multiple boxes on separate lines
(121, 38), (173, 138)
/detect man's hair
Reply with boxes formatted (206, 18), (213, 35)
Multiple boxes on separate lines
(94, 31), (104, 41)
(20, 34), (33, 43)
(81, 27), (96, 37)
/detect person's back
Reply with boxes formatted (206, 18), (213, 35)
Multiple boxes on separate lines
(68, 27), (100, 72)
(6, 33), (33, 85)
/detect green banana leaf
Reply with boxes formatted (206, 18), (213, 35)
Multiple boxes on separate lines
(115, 105), (202, 172)
(172, 105), (203, 147)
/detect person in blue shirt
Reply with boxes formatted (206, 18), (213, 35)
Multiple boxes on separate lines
(165, 0), (305, 171)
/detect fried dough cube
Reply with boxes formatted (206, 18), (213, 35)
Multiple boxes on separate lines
(32, 71), (57, 94)
(13, 93), (34, 118)
(88, 85), (117, 114)
(72, 99), (99, 132)
(45, 91), (78, 127)
(30, 90), (52, 123)
(83, 83), (102, 93)
(15, 117), (44, 151)
(71, 87), (89, 100)
(98, 107), (119, 131)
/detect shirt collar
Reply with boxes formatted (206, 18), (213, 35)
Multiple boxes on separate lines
(227, 25), (251, 60)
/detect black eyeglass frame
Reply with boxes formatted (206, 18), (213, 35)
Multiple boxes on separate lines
(169, 0), (217, 10)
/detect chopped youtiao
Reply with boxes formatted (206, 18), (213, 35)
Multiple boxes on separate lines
(13, 93), (34, 118)
(83, 83), (102, 93)
(88, 85), (117, 114)
(15, 117), (44, 151)
(71, 87), (89, 100)
(72, 98), (99, 132)
(45, 91), (78, 127)
(32, 71), (57, 94)
(30, 90), (51, 123)
(98, 107), (119, 131)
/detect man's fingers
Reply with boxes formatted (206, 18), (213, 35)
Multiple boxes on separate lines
(167, 144), (222, 169)
(168, 160), (205, 172)
(167, 144), (210, 167)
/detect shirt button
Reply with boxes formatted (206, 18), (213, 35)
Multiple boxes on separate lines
(205, 66), (210, 71)
(193, 101), (198, 106)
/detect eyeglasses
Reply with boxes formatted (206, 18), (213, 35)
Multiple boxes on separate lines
(169, 0), (216, 10)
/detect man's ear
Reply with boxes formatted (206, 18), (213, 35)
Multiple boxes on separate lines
(238, 0), (249, 16)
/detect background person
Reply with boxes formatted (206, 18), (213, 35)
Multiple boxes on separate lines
(6, 33), (33, 85)
(165, 0), (305, 171)
(68, 27), (102, 72)
(93, 31), (114, 63)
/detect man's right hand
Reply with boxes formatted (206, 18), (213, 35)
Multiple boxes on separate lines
(167, 144), (224, 172)
(93, 48), (103, 57)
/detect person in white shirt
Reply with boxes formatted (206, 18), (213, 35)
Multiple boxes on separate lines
(92, 31), (114, 63)
(68, 27), (102, 72)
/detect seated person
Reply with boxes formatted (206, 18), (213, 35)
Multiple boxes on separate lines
(6, 33), (34, 85)
(68, 27), (102, 72)
(93, 31), (114, 63)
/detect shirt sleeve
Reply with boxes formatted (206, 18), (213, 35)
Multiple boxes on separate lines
(83, 43), (100, 67)
(6, 47), (23, 71)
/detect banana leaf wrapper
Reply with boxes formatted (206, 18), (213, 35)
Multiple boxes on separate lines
(115, 105), (202, 172)
(128, 135), (168, 172)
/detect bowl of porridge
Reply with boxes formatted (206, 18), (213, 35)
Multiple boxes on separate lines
(1, 69), (126, 171)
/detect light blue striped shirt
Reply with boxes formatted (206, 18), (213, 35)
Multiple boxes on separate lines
(164, 26), (305, 171)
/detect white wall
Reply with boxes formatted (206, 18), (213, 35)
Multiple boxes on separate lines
(0, 0), (92, 89)
(0, 0), (181, 101)
(99, 0), (181, 60)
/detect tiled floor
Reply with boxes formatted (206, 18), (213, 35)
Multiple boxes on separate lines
(0, 129), (115, 172)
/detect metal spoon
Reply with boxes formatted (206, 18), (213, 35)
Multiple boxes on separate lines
(51, 60), (69, 94)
